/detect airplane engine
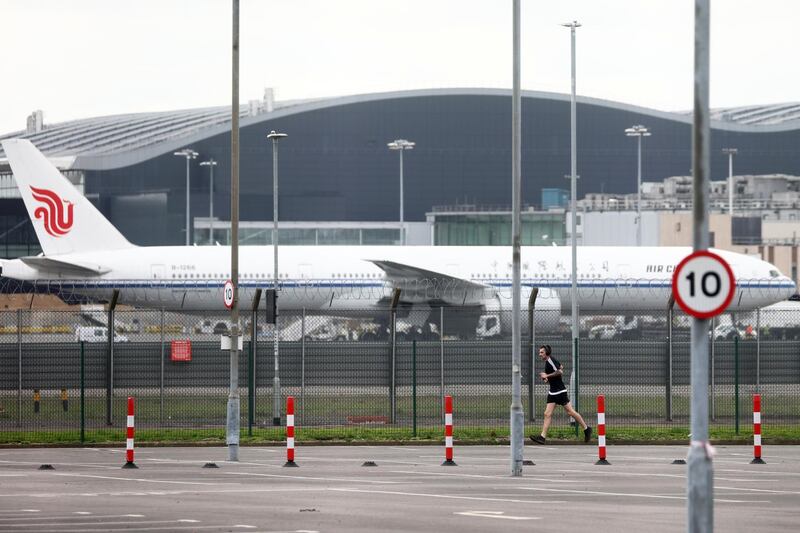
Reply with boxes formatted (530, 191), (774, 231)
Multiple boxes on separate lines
(480, 287), (561, 335)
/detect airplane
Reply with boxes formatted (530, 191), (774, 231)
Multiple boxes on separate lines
(0, 138), (795, 333)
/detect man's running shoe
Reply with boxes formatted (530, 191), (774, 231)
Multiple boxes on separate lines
(584, 426), (593, 443)
(531, 435), (546, 444)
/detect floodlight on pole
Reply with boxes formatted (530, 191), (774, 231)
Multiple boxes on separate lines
(387, 139), (415, 245)
(624, 125), (651, 246)
(722, 148), (738, 216)
(199, 159), (217, 245)
(267, 129), (287, 427)
(174, 149), (199, 246)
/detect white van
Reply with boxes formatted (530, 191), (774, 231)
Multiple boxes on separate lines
(75, 326), (129, 343)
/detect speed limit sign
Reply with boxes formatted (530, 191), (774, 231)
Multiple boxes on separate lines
(223, 279), (235, 309)
(672, 250), (736, 319)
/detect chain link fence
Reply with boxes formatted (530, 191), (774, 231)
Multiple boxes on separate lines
(1, 306), (798, 442)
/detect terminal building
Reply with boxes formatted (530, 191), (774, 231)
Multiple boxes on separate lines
(1, 89), (800, 267)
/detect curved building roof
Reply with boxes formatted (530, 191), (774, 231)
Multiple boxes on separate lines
(2, 88), (799, 171)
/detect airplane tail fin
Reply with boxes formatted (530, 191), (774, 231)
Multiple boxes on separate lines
(1, 139), (134, 256)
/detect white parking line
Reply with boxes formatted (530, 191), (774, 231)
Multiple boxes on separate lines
(455, 510), (540, 520)
(0, 510), (39, 514)
(389, 469), (588, 483)
(716, 485), (800, 495)
(225, 472), (410, 484)
(516, 486), (769, 503)
(52, 473), (240, 486)
(330, 487), (565, 504)
(0, 514), (144, 522)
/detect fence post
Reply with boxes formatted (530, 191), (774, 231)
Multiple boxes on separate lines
(248, 330), (254, 437)
(412, 340), (418, 437)
(667, 302), (673, 421)
(301, 309), (306, 426)
(756, 308), (761, 394)
(439, 306), (444, 424)
(710, 315), (716, 421)
(17, 309), (22, 428)
(735, 334), (740, 434)
(159, 309), (164, 425)
(80, 341), (85, 444)
(390, 311), (397, 425)
(529, 288), (538, 422)
(574, 337), (580, 438)
(106, 290), (119, 426)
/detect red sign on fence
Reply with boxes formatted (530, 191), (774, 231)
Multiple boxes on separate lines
(170, 340), (192, 362)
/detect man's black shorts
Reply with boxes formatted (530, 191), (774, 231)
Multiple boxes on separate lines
(546, 391), (570, 405)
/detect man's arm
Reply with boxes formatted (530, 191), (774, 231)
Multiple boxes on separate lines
(545, 365), (564, 379)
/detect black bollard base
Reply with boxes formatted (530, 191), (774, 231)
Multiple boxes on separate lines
(441, 459), (457, 466)
(122, 461), (138, 469)
(203, 462), (219, 469)
(750, 457), (766, 464)
(672, 459), (687, 465)
(283, 460), (299, 468)
(522, 460), (535, 466)
(361, 461), (378, 467)
(38, 464), (55, 470)
(595, 459), (611, 465)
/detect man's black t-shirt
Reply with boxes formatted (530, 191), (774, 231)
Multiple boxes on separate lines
(544, 357), (567, 395)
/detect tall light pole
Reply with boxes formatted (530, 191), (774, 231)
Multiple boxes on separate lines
(174, 148), (199, 245)
(200, 159), (217, 245)
(387, 139), (415, 245)
(723, 148), (738, 216)
(562, 20), (581, 417)
(689, 1), (713, 529)
(227, 0), (240, 463)
(267, 129), (287, 427)
(509, 0), (523, 477)
(625, 125), (650, 246)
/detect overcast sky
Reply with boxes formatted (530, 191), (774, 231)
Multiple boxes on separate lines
(3, 0), (798, 134)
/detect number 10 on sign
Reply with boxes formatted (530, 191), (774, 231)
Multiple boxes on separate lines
(223, 279), (235, 309)
(672, 250), (736, 319)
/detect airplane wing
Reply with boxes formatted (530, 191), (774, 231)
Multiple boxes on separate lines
(368, 259), (493, 305)
(19, 256), (110, 276)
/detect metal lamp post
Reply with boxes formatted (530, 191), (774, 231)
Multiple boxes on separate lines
(387, 139), (415, 245)
(625, 125), (650, 246)
(723, 148), (738, 216)
(267, 129), (287, 426)
(562, 20), (581, 416)
(174, 148), (199, 245)
(200, 159), (217, 245)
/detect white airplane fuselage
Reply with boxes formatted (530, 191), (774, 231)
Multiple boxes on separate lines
(2, 245), (794, 312)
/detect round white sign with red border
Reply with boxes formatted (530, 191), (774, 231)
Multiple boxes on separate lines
(671, 250), (736, 319)
(223, 279), (234, 309)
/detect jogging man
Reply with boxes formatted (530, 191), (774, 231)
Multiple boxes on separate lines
(531, 344), (592, 444)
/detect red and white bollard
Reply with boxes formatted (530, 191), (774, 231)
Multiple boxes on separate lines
(284, 396), (298, 467)
(123, 396), (138, 469)
(596, 395), (610, 465)
(751, 394), (766, 464)
(442, 395), (456, 466)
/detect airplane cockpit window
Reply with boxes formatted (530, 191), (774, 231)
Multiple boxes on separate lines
(770, 270), (780, 278)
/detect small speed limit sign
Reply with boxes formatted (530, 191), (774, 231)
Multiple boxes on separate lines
(672, 250), (736, 319)
(223, 279), (235, 309)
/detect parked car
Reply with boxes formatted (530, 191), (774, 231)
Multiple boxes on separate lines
(712, 324), (757, 340)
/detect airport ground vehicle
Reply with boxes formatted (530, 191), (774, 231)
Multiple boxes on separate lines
(75, 326), (128, 343)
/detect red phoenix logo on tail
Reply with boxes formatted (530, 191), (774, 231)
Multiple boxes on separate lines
(30, 186), (74, 237)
